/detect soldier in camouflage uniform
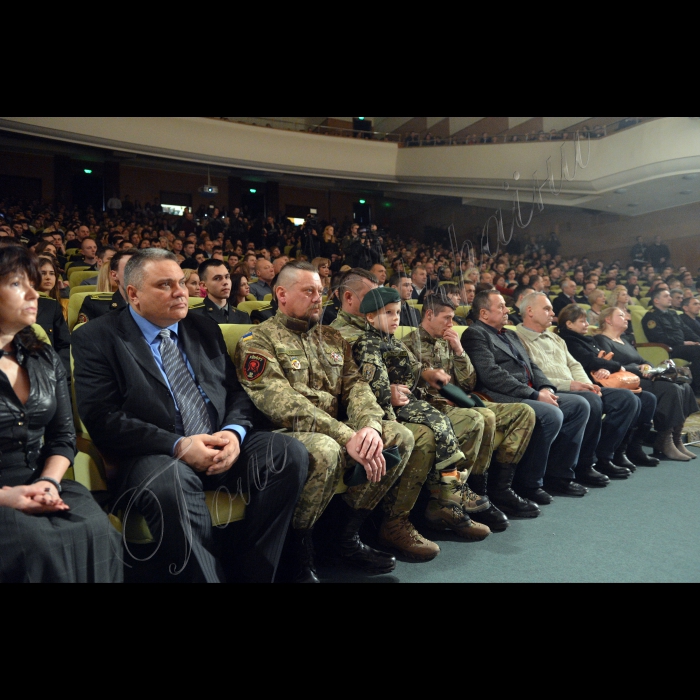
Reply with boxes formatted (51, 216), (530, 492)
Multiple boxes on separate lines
(354, 286), (491, 543)
(332, 269), (484, 562)
(403, 296), (537, 532)
(234, 262), (415, 583)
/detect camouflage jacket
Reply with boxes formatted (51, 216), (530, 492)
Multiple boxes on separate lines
(234, 310), (385, 446)
(331, 309), (367, 347)
(402, 327), (477, 409)
(352, 326), (423, 421)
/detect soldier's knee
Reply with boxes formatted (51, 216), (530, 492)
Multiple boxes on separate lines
(384, 422), (415, 452)
(404, 423), (436, 450)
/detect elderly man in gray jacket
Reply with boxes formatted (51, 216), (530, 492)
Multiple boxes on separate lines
(462, 291), (591, 514)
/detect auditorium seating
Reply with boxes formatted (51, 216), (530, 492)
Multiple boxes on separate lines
(69, 270), (97, 288)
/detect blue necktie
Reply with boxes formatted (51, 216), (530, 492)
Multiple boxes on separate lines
(158, 330), (213, 437)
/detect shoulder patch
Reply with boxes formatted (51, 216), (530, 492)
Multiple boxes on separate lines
(243, 353), (269, 382)
(647, 321), (657, 330)
(362, 364), (377, 382)
(77, 313), (89, 325)
(240, 332), (254, 343)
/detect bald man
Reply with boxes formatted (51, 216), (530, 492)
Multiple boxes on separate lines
(370, 264), (388, 287)
(249, 259), (276, 300)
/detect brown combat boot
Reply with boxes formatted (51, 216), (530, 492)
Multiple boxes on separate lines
(378, 518), (441, 563)
(424, 501), (491, 541)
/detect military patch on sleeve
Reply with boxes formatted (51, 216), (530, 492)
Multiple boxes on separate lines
(243, 353), (268, 382)
(240, 333), (254, 343)
(647, 321), (657, 330)
(331, 352), (343, 363)
(362, 364), (377, 382)
(77, 313), (89, 325)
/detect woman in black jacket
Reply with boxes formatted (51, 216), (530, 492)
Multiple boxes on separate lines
(560, 304), (697, 463)
(558, 304), (660, 468)
(0, 245), (122, 583)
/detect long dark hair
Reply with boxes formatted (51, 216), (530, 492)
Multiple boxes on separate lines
(0, 244), (46, 354)
(230, 272), (249, 306)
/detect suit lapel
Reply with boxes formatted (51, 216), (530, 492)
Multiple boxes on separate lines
(118, 310), (169, 390)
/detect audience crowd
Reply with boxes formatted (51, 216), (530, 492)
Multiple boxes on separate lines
(0, 194), (698, 584)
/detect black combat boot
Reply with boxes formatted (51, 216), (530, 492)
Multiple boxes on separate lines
(336, 503), (396, 575)
(626, 425), (660, 467)
(487, 462), (540, 519)
(467, 472), (510, 532)
(292, 529), (320, 584)
(612, 429), (638, 473)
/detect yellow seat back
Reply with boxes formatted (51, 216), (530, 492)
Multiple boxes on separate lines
(238, 301), (272, 316)
(71, 285), (96, 297)
(220, 325), (255, 360)
(68, 292), (96, 331)
(69, 270), (98, 288)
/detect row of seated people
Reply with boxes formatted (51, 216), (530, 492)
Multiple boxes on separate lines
(3, 244), (698, 583)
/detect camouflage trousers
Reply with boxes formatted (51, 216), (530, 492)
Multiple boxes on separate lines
(382, 424), (436, 521)
(396, 398), (465, 471)
(441, 402), (537, 478)
(290, 421), (414, 531)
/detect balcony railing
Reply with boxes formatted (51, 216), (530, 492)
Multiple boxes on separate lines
(207, 117), (658, 147)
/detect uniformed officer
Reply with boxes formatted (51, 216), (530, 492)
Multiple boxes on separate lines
(189, 260), (251, 325)
(234, 261), (415, 583)
(643, 288), (700, 396)
(403, 296), (538, 533)
(76, 250), (136, 325)
(37, 295), (71, 375)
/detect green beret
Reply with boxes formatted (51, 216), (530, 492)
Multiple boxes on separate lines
(360, 287), (401, 314)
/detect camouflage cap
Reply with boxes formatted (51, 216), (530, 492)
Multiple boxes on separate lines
(360, 286), (401, 314)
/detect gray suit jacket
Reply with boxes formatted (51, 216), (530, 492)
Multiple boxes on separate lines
(462, 320), (557, 404)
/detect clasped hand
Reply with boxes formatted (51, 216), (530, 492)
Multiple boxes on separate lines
(1, 484), (69, 514)
(175, 432), (241, 477)
(346, 428), (386, 484)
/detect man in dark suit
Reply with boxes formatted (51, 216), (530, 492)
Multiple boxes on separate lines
(189, 260), (251, 325)
(462, 291), (590, 513)
(72, 250), (308, 584)
(681, 297), (700, 342)
(390, 273), (421, 327)
(552, 279), (579, 318)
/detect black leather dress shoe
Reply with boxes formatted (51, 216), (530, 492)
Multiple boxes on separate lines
(516, 488), (554, 506)
(575, 466), (610, 488)
(596, 459), (632, 480)
(543, 478), (589, 498)
(613, 451), (637, 473)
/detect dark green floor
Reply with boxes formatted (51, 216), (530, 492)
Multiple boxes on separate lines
(318, 446), (700, 584)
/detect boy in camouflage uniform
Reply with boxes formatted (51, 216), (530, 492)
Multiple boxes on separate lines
(354, 286), (490, 542)
(403, 296), (537, 532)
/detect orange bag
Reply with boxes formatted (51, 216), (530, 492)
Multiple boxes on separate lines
(593, 370), (642, 394)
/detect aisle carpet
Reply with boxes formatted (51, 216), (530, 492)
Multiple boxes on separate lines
(317, 446), (700, 584)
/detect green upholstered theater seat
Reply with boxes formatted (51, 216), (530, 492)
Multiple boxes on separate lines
(71, 285), (96, 297)
(69, 270), (98, 288)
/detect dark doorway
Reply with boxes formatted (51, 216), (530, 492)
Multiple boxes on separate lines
(353, 202), (372, 225)
(242, 190), (266, 219)
(73, 172), (104, 211)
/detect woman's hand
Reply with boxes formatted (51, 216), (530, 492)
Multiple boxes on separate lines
(592, 369), (611, 381)
(1, 485), (69, 514)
